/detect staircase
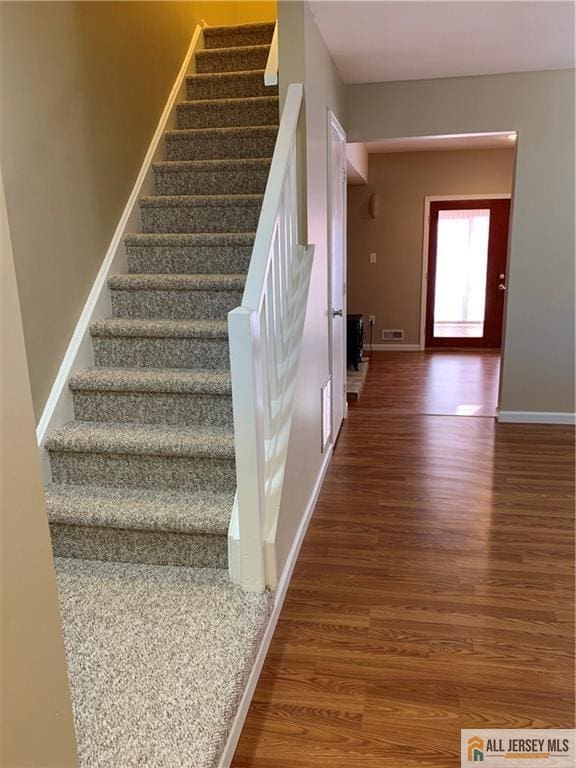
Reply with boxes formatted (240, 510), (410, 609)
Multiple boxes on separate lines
(44, 22), (279, 573)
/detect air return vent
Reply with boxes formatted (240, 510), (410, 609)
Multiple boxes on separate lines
(382, 329), (404, 341)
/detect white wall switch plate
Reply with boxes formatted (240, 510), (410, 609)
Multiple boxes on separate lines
(369, 252), (377, 263)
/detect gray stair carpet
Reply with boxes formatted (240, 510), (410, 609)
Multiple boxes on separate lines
(56, 557), (272, 767)
(44, 20), (279, 572)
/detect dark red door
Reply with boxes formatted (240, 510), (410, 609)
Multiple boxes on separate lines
(425, 199), (510, 349)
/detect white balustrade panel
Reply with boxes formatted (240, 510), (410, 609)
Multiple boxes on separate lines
(228, 84), (314, 592)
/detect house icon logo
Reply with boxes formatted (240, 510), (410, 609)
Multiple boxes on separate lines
(467, 736), (485, 762)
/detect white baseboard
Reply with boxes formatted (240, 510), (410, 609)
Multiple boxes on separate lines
(35, 23), (206, 481)
(364, 343), (421, 352)
(497, 410), (576, 425)
(217, 446), (333, 767)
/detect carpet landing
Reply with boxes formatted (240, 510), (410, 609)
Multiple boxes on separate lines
(56, 558), (272, 767)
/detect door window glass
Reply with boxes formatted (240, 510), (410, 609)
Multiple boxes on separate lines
(433, 209), (490, 338)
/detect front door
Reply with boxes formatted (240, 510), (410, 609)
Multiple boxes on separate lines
(328, 111), (347, 440)
(425, 199), (510, 348)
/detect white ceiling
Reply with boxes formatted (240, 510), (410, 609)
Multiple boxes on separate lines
(363, 131), (517, 153)
(309, 1), (575, 84)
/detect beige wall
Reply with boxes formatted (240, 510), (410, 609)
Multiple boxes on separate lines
(346, 70), (575, 414)
(348, 149), (515, 346)
(0, 0), (276, 421)
(0, 173), (79, 767)
(276, 0), (346, 575)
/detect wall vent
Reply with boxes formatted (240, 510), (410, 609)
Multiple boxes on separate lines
(382, 329), (404, 341)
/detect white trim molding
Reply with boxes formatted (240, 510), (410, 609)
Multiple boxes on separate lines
(364, 343), (421, 352)
(264, 20), (278, 86)
(419, 193), (513, 351)
(497, 410), (576, 425)
(35, 23), (207, 480)
(217, 446), (333, 767)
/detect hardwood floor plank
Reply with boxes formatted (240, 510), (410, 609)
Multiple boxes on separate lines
(232, 352), (574, 767)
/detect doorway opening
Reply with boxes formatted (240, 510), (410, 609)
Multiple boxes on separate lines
(346, 130), (517, 419)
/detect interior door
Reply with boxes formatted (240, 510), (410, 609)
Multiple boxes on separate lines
(425, 199), (510, 349)
(328, 112), (347, 440)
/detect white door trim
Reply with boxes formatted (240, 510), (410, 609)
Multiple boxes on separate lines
(327, 110), (347, 440)
(419, 193), (512, 351)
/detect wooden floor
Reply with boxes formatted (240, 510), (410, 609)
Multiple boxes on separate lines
(232, 352), (575, 767)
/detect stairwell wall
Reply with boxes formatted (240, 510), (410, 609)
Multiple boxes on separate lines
(0, 0), (276, 421)
(275, 0), (346, 576)
(0, 172), (79, 768)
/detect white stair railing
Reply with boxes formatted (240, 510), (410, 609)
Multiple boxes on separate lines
(228, 83), (314, 592)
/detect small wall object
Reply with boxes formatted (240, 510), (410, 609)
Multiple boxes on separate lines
(368, 193), (380, 219)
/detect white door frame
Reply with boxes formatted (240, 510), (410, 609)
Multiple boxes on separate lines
(327, 110), (347, 441)
(419, 193), (512, 350)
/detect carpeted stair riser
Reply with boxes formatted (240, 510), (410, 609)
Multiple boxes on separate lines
(153, 159), (270, 196)
(92, 336), (229, 370)
(203, 22), (275, 50)
(165, 126), (278, 161)
(176, 96), (278, 130)
(110, 287), (243, 320)
(125, 241), (253, 275)
(49, 451), (235, 493)
(50, 524), (227, 568)
(140, 195), (262, 234)
(186, 70), (277, 100)
(196, 45), (269, 74)
(72, 389), (233, 428)
(124, 234), (254, 274)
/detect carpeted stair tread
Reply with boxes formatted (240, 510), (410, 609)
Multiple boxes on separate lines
(139, 193), (263, 208)
(204, 21), (275, 49)
(153, 157), (271, 174)
(45, 420), (235, 459)
(124, 232), (256, 247)
(186, 69), (277, 100)
(90, 317), (228, 339)
(176, 95), (278, 130)
(196, 44), (270, 74)
(45, 484), (232, 534)
(165, 125), (278, 161)
(108, 273), (245, 291)
(69, 367), (231, 394)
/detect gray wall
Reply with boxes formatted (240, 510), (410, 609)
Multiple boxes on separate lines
(276, 0), (346, 576)
(346, 70), (575, 415)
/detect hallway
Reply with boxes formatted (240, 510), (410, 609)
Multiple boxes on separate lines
(233, 352), (575, 767)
